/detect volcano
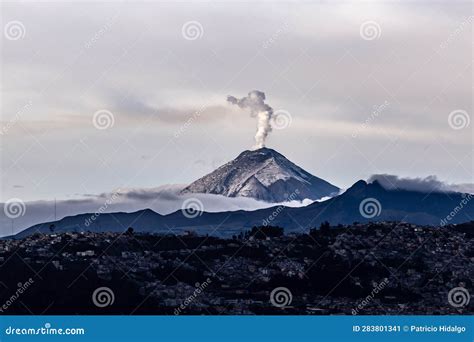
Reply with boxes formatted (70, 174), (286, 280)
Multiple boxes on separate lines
(181, 148), (340, 202)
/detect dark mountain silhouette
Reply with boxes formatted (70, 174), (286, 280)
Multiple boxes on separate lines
(13, 180), (474, 239)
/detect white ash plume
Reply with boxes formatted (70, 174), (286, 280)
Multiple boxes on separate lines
(227, 90), (273, 149)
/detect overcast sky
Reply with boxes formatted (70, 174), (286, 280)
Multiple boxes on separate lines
(1, 0), (472, 203)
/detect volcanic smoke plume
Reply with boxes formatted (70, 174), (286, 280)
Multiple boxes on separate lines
(227, 90), (273, 149)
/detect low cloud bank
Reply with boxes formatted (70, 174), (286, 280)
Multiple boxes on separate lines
(368, 174), (474, 194)
(0, 185), (313, 237)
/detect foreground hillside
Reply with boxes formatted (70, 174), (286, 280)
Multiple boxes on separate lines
(1, 221), (472, 315)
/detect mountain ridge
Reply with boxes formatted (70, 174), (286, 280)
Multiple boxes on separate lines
(12, 180), (474, 239)
(181, 147), (340, 202)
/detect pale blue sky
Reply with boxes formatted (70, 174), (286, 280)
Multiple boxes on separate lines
(1, 0), (472, 202)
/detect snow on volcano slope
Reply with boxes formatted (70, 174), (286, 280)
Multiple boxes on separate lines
(181, 148), (340, 203)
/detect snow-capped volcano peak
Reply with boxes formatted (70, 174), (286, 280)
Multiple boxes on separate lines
(182, 148), (340, 203)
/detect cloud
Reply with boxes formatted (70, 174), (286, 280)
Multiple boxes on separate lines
(368, 174), (474, 194)
(0, 185), (313, 237)
(227, 90), (274, 149)
(105, 91), (232, 124)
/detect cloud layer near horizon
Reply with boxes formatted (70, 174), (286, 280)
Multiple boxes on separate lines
(0, 185), (314, 237)
(2, 174), (473, 237)
(368, 174), (474, 194)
